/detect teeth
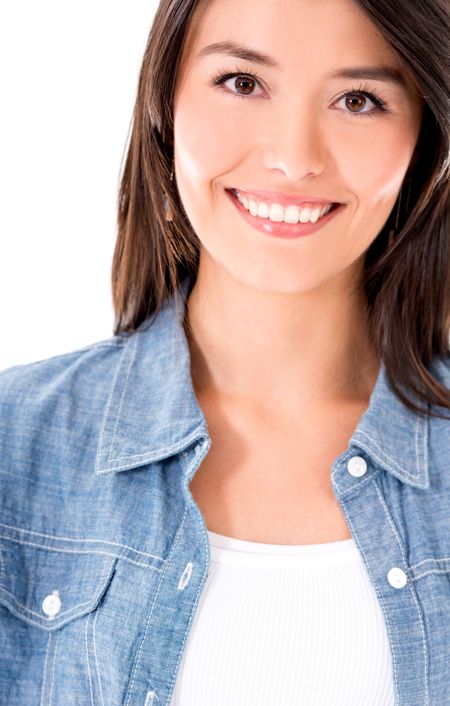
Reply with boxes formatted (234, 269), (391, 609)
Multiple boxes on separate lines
(258, 202), (270, 218)
(236, 191), (333, 223)
(299, 207), (311, 223)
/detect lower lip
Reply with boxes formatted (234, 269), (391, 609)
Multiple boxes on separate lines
(226, 189), (343, 238)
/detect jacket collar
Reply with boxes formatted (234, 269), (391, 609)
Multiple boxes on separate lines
(95, 276), (431, 489)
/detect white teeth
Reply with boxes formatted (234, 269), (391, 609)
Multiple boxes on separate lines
(269, 203), (284, 222)
(257, 202), (270, 218)
(299, 207), (311, 223)
(284, 205), (301, 224)
(249, 200), (258, 217)
(309, 208), (322, 224)
(235, 191), (333, 224)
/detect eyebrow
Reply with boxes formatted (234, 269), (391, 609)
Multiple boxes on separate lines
(196, 41), (408, 89)
(197, 41), (279, 68)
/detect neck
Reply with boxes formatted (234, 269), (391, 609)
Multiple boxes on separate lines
(184, 257), (381, 413)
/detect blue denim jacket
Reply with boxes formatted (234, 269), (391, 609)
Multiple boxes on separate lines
(0, 275), (449, 706)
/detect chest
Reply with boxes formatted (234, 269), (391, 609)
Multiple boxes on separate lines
(188, 403), (366, 544)
(190, 463), (352, 544)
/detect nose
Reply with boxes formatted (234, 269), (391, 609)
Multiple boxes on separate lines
(262, 102), (327, 181)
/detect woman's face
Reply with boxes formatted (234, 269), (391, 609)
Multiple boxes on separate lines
(173, 0), (423, 294)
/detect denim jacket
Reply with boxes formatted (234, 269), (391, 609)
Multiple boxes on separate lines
(0, 275), (449, 706)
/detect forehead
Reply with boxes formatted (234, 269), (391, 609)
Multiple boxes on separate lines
(180, 0), (402, 71)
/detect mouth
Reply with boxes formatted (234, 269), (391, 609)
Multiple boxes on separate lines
(225, 188), (343, 239)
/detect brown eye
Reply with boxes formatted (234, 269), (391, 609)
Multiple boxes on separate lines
(234, 75), (256, 95)
(213, 70), (265, 98)
(333, 89), (387, 117)
(345, 94), (367, 112)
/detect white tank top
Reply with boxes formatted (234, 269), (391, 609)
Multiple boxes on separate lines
(169, 530), (395, 705)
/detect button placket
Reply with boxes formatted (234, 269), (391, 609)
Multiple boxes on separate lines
(345, 456), (409, 590)
(334, 451), (429, 701)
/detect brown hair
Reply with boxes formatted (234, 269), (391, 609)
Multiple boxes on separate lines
(111, 0), (450, 419)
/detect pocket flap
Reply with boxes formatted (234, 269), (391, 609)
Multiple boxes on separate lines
(0, 537), (117, 631)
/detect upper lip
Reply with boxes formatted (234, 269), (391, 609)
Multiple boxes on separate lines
(228, 187), (340, 207)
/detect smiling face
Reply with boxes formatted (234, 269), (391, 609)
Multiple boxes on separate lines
(173, 0), (423, 294)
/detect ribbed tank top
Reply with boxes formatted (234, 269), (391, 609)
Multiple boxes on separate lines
(169, 530), (395, 705)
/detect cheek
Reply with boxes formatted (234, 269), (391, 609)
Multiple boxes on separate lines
(174, 88), (245, 184)
(334, 115), (420, 208)
(174, 87), (255, 246)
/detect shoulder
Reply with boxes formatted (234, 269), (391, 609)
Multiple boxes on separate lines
(429, 352), (450, 419)
(431, 354), (450, 387)
(429, 353), (450, 450)
(0, 333), (131, 470)
(0, 289), (194, 480)
(0, 334), (126, 415)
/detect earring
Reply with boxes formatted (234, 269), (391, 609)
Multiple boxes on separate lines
(164, 196), (174, 222)
(164, 162), (175, 222)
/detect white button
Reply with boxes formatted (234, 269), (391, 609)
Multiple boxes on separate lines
(387, 567), (407, 589)
(347, 456), (367, 477)
(42, 591), (62, 618)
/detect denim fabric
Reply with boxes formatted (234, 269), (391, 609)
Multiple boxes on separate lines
(0, 275), (449, 706)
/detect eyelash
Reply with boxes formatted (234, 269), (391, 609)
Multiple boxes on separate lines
(211, 66), (389, 117)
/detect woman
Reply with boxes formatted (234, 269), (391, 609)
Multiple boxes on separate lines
(0, 0), (449, 704)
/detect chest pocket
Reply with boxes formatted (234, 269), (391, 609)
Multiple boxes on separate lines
(0, 533), (117, 631)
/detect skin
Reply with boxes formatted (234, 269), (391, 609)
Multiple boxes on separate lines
(171, 0), (423, 541)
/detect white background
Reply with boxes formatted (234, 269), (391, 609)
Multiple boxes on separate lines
(0, 1), (158, 369)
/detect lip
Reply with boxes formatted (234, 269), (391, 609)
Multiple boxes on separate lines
(227, 187), (340, 208)
(226, 188), (344, 239)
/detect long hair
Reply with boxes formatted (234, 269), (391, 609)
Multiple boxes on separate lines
(111, 0), (450, 419)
